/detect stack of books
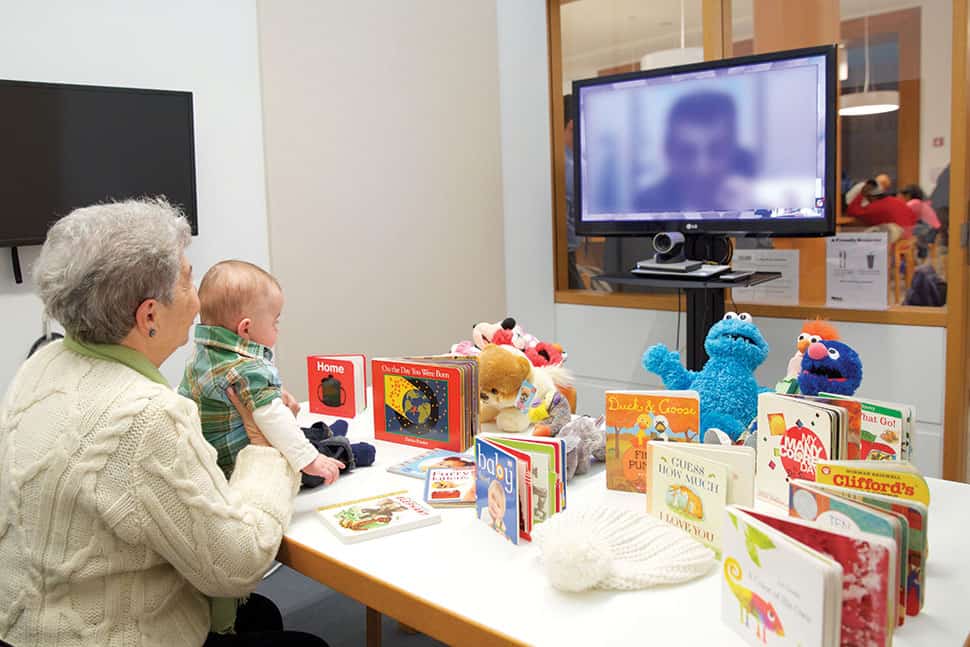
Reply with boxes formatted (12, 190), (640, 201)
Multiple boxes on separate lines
(722, 459), (929, 647)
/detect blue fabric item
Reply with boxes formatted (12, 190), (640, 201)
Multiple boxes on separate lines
(797, 340), (863, 397)
(351, 442), (376, 467)
(329, 420), (349, 437)
(643, 315), (770, 441)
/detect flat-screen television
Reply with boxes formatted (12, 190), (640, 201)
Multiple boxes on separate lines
(0, 80), (197, 247)
(574, 45), (837, 238)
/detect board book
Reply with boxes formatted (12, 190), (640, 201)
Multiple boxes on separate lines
(372, 356), (478, 452)
(605, 390), (700, 493)
(386, 449), (475, 479)
(307, 354), (367, 418)
(645, 441), (732, 556)
(819, 393), (915, 461)
(423, 466), (476, 507)
(756, 393), (849, 506)
(317, 491), (441, 544)
(475, 437), (533, 544)
(723, 505), (896, 647)
(789, 479), (909, 626)
(814, 459), (930, 506)
(485, 436), (567, 524)
(806, 480), (928, 616)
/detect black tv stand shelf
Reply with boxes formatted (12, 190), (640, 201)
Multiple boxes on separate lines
(594, 271), (781, 290)
(593, 270), (782, 371)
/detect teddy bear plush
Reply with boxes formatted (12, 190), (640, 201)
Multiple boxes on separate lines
(478, 344), (572, 433)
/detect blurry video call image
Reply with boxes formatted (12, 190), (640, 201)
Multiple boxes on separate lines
(577, 55), (828, 223)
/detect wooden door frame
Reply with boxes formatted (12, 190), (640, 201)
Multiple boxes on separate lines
(547, 0), (970, 481)
(943, 0), (969, 482)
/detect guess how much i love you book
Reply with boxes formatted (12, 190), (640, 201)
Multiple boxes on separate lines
(605, 390), (700, 493)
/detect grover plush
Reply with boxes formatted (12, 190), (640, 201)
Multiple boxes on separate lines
(643, 312), (769, 441)
(797, 339), (863, 396)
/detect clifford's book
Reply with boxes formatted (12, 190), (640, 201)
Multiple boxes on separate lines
(605, 390), (700, 493)
(307, 354), (367, 418)
(805, 480), (928, 616)
(386, 448), (475, 480)
(723, 505), (896, 647)
(475, 437), (533, 544)
(317, 491), (441, 544)
(789, 479), (909, 626)
(372, 357), (478, 452)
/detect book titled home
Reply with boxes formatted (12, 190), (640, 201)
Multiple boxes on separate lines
(307, 354), (367, 418)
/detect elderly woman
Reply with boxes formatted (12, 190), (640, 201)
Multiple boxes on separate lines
(0, 200), (325, 647)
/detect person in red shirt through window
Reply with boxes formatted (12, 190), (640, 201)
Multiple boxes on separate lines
(846, 177), (918, 241)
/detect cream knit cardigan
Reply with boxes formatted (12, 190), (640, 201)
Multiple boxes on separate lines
(0, 341), (301, 646)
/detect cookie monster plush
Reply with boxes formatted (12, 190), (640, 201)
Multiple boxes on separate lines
(797, 339), (863, 396)
(643, 312), (769, 442)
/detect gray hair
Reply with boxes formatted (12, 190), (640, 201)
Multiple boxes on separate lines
(33, 198), (192, 344)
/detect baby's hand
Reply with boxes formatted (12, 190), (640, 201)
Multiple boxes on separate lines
(303, 454), (345, 485)
(281, 389), (301, 416)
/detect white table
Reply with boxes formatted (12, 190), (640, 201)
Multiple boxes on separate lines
(281, 405), (970, 647)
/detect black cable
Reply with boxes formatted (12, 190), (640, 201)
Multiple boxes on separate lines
(676, 289), (682, 352)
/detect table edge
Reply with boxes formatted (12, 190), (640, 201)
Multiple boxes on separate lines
(277, 535), (529, 647)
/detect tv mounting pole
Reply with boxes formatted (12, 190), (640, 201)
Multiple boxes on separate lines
(11, 247), (23, 284)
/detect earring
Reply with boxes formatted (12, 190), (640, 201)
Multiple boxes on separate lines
(149, 328), (156, 338)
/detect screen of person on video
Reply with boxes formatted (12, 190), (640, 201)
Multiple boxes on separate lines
(577, 54), (828, 224)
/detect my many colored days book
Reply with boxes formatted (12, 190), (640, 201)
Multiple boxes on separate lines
(372, 356), (478, 452)
(645, 441), (754, 557)
(423, 466), (475, 507)
(475, 437), (533, 544)
(820, 394), (915, 462)
(789, 479), (910, 626)
(723, 505), (897, 647)
(307, 354), (367, 418)
(605, 390), (700, 493)
(386, 448), (475, 479)
(804, 478), (928, 616)
(756, 393), (850, 506)
(485, 436), (567, 524)
(317, 491), (441, 544)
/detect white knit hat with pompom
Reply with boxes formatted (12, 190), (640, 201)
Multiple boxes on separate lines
(532, 506), (716, 592)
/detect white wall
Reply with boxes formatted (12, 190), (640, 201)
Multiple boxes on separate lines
(0, 0), (270, 389)
(496, 1), (946, 477)
(258, 0), (506, 392)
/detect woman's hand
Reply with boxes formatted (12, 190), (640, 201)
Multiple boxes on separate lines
(226, 387), (269, 447)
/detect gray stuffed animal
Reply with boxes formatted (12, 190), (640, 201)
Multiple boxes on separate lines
(556, 415), (606, 480)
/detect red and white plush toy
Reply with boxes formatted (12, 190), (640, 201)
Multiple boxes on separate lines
(452, 316), (566, 368)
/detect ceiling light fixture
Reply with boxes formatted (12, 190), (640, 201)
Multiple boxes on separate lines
(640, 0), (703, 70)
(839, 8), (899, 116)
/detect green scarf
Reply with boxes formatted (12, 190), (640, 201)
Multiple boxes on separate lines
(63, 335), (241, 634)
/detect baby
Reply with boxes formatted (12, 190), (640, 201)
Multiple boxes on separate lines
(179, 260), (343, 484)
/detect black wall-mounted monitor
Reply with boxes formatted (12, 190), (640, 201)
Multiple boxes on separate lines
(0, 79), (197, 247)
(573, 45), (837, 238)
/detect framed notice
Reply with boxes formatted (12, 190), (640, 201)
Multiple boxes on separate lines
(825, 233), (889, 310)
(731, 249), (800, 305)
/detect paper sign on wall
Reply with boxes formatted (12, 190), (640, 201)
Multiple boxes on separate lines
(731, 249), (799, 305)
(825, 234), (889, 310)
